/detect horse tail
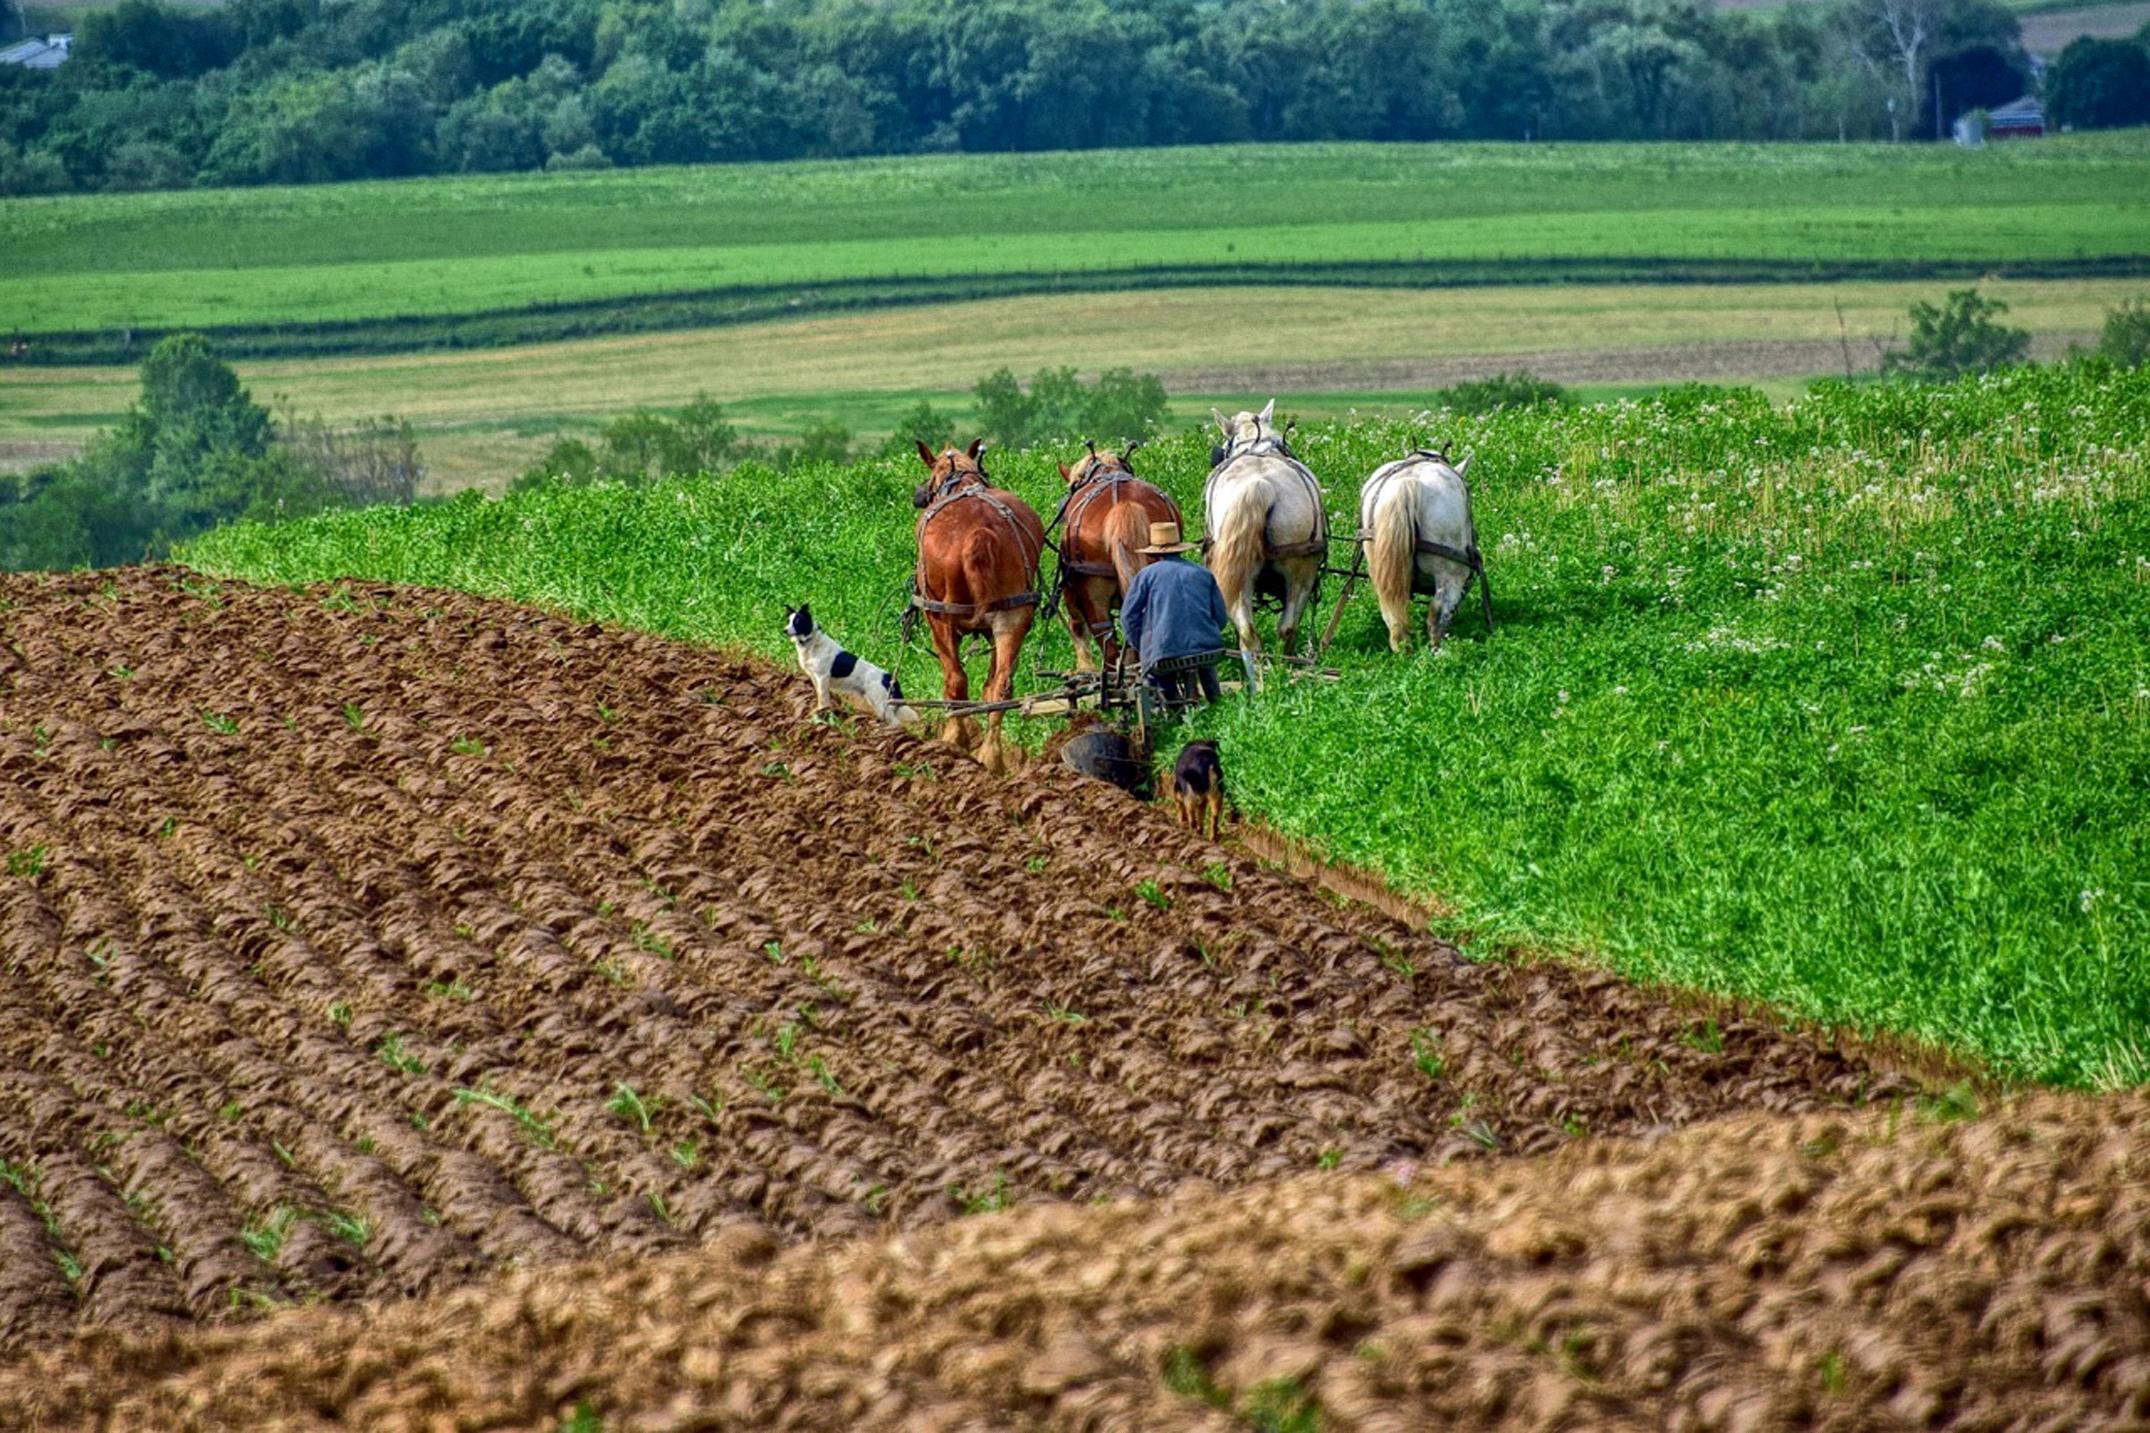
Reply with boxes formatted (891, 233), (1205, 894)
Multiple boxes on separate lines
(1104, 500), (1151, 595)
(1370, 475), (1418, 648)
(1208, 471), (1273, 613)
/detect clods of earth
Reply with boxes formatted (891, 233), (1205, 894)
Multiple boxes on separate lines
(2, 568), (2138, 1428)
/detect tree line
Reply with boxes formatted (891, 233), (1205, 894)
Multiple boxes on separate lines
(3, 0), (2146, 196)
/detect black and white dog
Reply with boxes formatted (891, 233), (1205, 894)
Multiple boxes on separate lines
(785, 604), (917, 728)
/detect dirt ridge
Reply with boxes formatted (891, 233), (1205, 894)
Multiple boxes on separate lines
(0, 567), (1912, 1354)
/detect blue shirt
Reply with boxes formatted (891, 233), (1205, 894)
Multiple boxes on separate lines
(1120, 557), (1230, 671)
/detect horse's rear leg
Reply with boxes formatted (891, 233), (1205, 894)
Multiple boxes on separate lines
(1385, 597), (1413, 655)
(978, 611), (1030, 775)
(1219, 571), (1261, 657)
(1277, 559), (1321, 656)
(1065, 583), (1106, 674)
(929, 619), (974, 749)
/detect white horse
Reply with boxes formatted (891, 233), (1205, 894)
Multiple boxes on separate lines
(1359, 447), (1489, 653)
(1203, 400), (1328, 656)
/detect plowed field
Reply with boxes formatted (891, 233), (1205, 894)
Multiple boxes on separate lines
(0, 568), (1913, 1355)
(10, 1088), (2149, 1430)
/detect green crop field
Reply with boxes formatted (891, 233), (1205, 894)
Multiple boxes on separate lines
(8, 136), (2150, 360)
(7, 276), (2137, 491)
(185, 363), (2150, 1087)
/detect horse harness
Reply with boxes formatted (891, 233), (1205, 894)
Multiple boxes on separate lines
(1038, 459), (1172, 637)
(1359, 450), (1495, 629)
(909, 471), (1043, 625)
(1200, 434), (1329, 561)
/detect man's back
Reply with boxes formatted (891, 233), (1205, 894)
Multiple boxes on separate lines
(1121, 557), (1229, 669)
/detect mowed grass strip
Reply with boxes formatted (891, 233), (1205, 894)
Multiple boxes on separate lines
(185, 364), (2150, 1085)
(5, 135), (2149, 337)
(5, 277), (2137, 491)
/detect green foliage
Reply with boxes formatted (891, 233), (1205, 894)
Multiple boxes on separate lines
(513, 395), (740, 490)
(2045, 38), (2150, 133)
(972, 367), (1170, 450)
(0, 332), (414, 572)
(2100, 298), (2150, 370)
(187, 364), (2150, 1086)
(0, 0), (2035, 200)
(1884, 289), (2031, 383)
(874, 399), (959, 460)
(1438, 371), (1568, 414)
(777, 420), (853, 472)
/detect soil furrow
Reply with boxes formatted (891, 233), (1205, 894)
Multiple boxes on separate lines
(0, 566), (1911, 1346)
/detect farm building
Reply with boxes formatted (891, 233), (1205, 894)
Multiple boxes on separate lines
(1987, 96), (2046, 138)
(0, 33), (69, 68)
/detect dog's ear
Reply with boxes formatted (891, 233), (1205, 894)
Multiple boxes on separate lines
(797, 603), (812, 628)
(915, 440), (937, 469)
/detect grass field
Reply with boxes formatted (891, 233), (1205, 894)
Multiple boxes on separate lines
(7, 137), (2149, 360)
(185, 362), (2150, 1086)
(5, 277), (2136, 490)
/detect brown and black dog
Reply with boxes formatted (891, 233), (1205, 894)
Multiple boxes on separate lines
(1171, 738), (1226, 841)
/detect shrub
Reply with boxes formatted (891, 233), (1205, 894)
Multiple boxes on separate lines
(1439, 370), (1568, 412)
(972, 366), (1169, 450)
(103, 140), (192, 192)
(277, 407), (424, 506)
(513, 395), (741, 490)
(777, 419), (853, 471)
(2098, 298), (2150, 370)
(876, 400), (958, 459)
(1883, 288), (2030, 382)
(545, 143), (612, 170)
(0, 141), (70, 195)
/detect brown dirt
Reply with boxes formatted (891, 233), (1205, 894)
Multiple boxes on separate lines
(0, 567), (1915, 1359)
(6, 1088), (2149, 1429)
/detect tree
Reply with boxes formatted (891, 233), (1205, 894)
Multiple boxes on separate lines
(103, 139), (190, 190)
(1884, 289), (2031, 381)
(0, 141), (69, 195)
(0, 332), (353, 570)
(1920, 42), (2025, 136)
(777, 419), (853, 471)
(875, 400), (958, 460)
(2099, 299), (2150, 370)
(2045, 38), (2150, 131)
(1838, 0), (1946, 138)
(972, 366), (1169, 448)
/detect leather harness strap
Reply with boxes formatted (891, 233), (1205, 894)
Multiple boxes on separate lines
(1356, 452), (1494, 629)
(911, 471), (1043, 624)
(1055, 462), (1183, 581)
(1199, 435), (1328, 561)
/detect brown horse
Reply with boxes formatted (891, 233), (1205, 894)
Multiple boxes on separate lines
(912, 439), (1046, 774)
(1052, 442), (1181, 674)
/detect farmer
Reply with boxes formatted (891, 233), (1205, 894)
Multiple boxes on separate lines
(1119, 521), (1230, 706)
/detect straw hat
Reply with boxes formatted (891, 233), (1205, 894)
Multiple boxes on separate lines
(1139, 520), (1198, 555)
